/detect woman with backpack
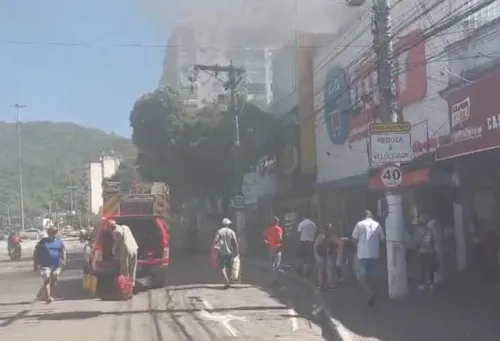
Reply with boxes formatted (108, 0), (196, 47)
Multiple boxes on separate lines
(314, 224), (342, 291)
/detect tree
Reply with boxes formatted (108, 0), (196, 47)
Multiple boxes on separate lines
(130, 86), (278, 206)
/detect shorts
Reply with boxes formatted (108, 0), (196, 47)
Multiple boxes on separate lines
(219, 254), (234, 270)
(269, 249), (282, 272)
(297, 241), (314, 260)
(316, 255), (335, 268)
(40, 267), (61, 282)
(357, 258), (378, 279)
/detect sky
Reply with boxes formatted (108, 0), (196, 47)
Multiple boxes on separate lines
(0, 0), (174, 136)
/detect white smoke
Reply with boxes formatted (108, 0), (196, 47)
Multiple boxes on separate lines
(139, 0), (359, 45)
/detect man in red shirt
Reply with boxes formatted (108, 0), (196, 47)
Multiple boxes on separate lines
(264, 217), (283, 284)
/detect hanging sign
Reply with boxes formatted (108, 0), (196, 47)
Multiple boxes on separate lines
(369, 122), (412, 163)
(380, 165), (403, 187)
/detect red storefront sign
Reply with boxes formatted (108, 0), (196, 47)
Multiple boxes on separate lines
(436, 67), (500, 160)
(346, 29), (428, 143)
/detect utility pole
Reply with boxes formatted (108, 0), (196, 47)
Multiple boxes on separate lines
(349, 0), (407, 298)
(0, 202), (11, 228)
(67, 169), (80, 229)
(12, 104), (26, 232)
(372, 0), (406, 298)
(193, 62), (246, 198)
(193, 61), (247, 253)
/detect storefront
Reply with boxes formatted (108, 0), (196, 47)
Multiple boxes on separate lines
(437, 65), (500, 273)
(317, 175), (374, 237)
(369, 162), (458, 280)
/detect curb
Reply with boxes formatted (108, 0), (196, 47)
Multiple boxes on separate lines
(243, 257), (352, 341)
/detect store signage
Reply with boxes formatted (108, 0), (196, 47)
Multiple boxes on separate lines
(436, 67), (500, 160)
(369, 122), (412, 163)
(451, 125), (482, 143)
(412, 136), (443, 156)
(451, 97), (470, 128)
(380, 165), (403, 187)
(486, 114), (500, 131)
(324, 29), (427, 145)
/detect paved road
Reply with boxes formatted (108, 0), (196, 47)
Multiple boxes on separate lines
(0, 239), (83, 260)
(0, 251), (326, 341)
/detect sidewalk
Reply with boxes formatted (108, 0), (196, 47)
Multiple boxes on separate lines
(245, 255), (500, 341)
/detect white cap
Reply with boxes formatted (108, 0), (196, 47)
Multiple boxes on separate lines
(222, 218), (232, 226)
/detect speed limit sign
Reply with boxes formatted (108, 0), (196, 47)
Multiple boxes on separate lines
(380, 165), (403, 187)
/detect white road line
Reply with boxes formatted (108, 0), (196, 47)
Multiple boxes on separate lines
(288, 308), (299, 331)
(201, 299), (238, 337)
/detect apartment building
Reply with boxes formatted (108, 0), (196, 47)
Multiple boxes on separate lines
(159, 11), (289, 109)
(86, 154), (121, 215)
(159, 14), (229, 108)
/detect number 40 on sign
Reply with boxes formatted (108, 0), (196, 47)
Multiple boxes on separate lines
(381, 165), (403, 188)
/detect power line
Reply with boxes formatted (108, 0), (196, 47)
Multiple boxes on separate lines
(0, 39), (408, 49)
(250, 0), (500, 164)
(11, 103), (26, 232)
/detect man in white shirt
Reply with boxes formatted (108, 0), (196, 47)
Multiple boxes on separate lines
(109, 219), (139, 286)
(352, 210), (385, 307)
(297, 214), (318, 276)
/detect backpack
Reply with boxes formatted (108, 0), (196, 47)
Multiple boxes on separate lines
(316, 237), (332, 258)
(34, 238), (49, 265)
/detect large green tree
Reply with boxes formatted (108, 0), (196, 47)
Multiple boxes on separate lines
(130, 86), (277, 205)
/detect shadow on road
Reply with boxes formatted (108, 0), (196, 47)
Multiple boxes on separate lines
(3, 303), (297, 322)
(0, 254), (329, 340)
(54, 277), (92, 301)
(0, 300), (33, 306)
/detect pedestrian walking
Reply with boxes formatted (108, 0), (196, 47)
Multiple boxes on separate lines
(338, 234), (356, 283)
(296, 213), (318, 277)
(263, 216), (283, 285)
(352, 210), (385, 307)
(213, 218), (239, 289)
(314, 224), (341, 290)
(34, 226), (66, 303)
(416, 214), (438, 290)
(108, 219), (139, 289)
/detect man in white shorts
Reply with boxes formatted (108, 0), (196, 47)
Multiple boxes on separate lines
(34, 226), (66, 303)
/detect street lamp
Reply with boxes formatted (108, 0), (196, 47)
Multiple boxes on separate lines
(0, 202), (11, 228)
(11, 103), (26, 231)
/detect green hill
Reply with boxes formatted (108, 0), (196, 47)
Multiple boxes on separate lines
(0, 121), (136, 221)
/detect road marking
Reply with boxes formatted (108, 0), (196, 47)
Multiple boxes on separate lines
(288, 308), (299, 331)
(200, 299), (241, 337)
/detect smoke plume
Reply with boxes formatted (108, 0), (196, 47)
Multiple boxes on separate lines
(139, 0), (362, 46)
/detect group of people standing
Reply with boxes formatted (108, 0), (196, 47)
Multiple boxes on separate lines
(262, 210), (441, 307)
(33, 219), (139, 302)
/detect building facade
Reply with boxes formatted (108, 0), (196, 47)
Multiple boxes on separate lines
(436, 17), (500, 273)
(159, 15), (229, 107)
(86, 154), (121, 215)
(313, 0), (500, 285)
(159, 14), (284, 109)
(313, 1), (457, 285)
